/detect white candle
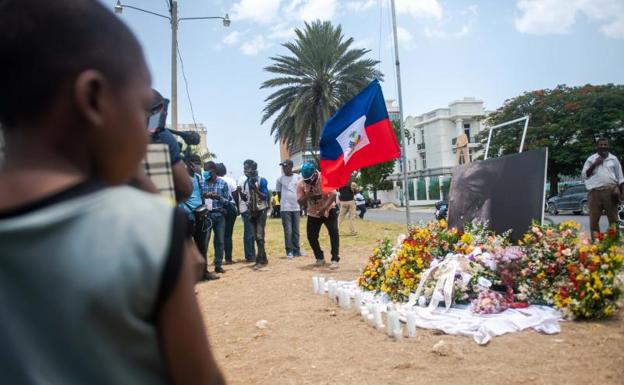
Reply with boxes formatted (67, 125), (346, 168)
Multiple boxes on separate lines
(342, 290), (351, 310)
(367, 313), (375, 326)
(373, 304), (384, 330)
(406, 311), (417, 337)
(354, 292), (362, 312)
(318, 277), (325, 293)
(312, 276), (319, 294)
(337, 288), (346, 309)
(360, 309), (369, 321)
(393, 328), (403, 341)
(386, 310), (399, 337)
(327, 281), (336, 302)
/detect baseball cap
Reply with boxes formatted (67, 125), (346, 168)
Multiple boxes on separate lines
(300, 162), (316, 180)
(279, 159), (294, 167)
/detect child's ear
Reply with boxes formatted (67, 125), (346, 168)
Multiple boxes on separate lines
(73, 69), (107, 127)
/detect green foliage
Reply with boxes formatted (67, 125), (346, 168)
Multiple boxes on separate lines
(479, 84), (624, 196)
(260, 20), (383, 155)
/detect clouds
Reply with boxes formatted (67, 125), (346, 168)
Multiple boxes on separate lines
(240, 35), (272, 55)
(515, 0), (624, 39)
(231, 0), (281, 24)
(297, 0), (337, 22)
(395, 0), (443, 20)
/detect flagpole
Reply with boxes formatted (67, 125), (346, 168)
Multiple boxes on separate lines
(390, 0), (411, 227)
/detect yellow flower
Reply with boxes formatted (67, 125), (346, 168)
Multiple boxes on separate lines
(460, 233), (474, 245)
(592, 255), (601, 264)
(602, 288), (613, 296)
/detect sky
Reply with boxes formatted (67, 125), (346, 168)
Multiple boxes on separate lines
(102, 0), (624, 183)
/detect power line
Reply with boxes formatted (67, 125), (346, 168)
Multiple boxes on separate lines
(175, 39), (199, 131)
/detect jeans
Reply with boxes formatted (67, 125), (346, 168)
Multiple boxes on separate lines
(357, 204), (367, 219)
(249, 209), (268, 263)
(281, 210), (301, 255)
(205, 213), (225, 270)
(241, 211), (256, 260)
(223, 206), (237, 262)
(307, 208), (340, 262)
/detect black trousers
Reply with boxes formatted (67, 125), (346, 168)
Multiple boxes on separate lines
(306, 208), (340, 262)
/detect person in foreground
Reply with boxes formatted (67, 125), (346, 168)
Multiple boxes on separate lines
(582, 137), (624, 237)
(0, 1), (225, 384)
(297, 162), (340, 269)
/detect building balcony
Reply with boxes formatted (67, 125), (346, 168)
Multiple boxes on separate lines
(417, 143), (426, 151)
(451, 137), (478, 146)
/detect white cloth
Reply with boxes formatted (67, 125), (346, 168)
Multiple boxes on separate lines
(237, 175), (248, 213)
(276, 174), (302, 212)
(354, 193), (365, 206)
(317, 279), (562, 345)
(582, 153), (624, 190)
(220, 175), (237, 201)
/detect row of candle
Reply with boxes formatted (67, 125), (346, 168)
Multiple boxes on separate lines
(312, 276), (419, 341)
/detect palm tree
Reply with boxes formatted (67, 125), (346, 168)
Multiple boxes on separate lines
(261, 20), (382, 158)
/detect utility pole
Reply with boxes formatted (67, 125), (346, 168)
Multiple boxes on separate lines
(170, 0), (178, 131)
(390, 0), (411, 227)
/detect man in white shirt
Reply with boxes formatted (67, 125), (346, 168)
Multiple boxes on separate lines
(276, 159), (303, 259)
(236, 174), (256, 262)
(581, 137), (624, 236)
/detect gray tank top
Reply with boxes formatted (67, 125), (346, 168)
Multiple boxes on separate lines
(0, 183), (185, 385)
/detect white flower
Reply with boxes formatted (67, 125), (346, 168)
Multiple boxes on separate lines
(478, 277), (492, 288)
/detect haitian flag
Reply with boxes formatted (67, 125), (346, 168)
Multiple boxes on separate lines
(319, 80), (401, 190)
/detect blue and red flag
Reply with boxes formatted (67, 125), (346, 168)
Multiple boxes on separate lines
(319, 80), (401, 190)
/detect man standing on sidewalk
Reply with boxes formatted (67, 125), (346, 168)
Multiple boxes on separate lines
(297, 162), (340, 269)
(276, 159), (303, 259)
(338, 182), (357, 235)
(241, 159), (270, 269)
(582, 137), (624, 236)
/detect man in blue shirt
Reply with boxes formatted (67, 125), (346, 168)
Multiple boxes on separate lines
(202, 161), (230, 274)
(240, 159), (270, 269)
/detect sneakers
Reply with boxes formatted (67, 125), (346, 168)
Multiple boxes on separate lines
(215, 267), (225, 274)
(202, 271), (220, 281)
(314, 259), (325, 267)
(287, 252), (294, 260)
(329, 261), (339, 269)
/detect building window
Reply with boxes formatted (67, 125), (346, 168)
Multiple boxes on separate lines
(420, 152), (427, 170)
(464, 123), (471, 142)
(408, 159), (412, 171)
(414, 158), (418, 171)
(420, 129), (425, 144)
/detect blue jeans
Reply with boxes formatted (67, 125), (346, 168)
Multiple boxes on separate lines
(205, 213), (225, 269)
(281, 210), (301, 255)
(241, 211), (256, 260)
(223, 205), (237, 262)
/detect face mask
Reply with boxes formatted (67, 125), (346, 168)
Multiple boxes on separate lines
(203, 171), (212, 180)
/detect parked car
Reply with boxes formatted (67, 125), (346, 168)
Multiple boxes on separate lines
(547, 184), (588, 215)
(365, 198), (382, 208)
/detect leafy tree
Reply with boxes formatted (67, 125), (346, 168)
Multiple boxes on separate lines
(357, 121), (407, 200)
(479, 84), (624, 196)
(260, 20), (382, 159)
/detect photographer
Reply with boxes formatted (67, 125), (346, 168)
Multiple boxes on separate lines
(131, 90), (192, 203)
(202, 161), (230, 274)
(181, 154), (219, 281)
(240, 159), (269, 269)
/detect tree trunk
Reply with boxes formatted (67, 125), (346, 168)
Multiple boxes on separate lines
(373, 188), (378, 201)
(549, 173), (559, 197)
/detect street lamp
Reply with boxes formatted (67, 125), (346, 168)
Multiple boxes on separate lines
(114, 1), (230, 131)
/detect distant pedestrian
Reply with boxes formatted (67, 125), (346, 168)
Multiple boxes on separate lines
(582, 137), (624, 237)
(202, 161), (230, 274)
(276, 159), (303, 259)
(236, 175), (256, 262)
(271, 191), (281, 218)
(216, 163), (238, 265)
(355, 190), (367, 219)
(297, 162), (340, 269)
(338, 182), (357, 235)
(241, 159), (269, 269)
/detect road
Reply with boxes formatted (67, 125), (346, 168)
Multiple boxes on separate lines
(364, 207), (610, 233)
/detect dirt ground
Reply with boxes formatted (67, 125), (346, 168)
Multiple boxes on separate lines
(196, 218), (624, 385)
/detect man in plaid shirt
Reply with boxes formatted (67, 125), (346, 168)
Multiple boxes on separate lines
(202, 161), (231, 274)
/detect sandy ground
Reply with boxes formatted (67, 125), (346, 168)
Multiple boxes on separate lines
(196, 218), (624, 385)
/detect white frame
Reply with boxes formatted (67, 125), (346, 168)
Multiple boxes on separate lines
(484, 115), (530, 160)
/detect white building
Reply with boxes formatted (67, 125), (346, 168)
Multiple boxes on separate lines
(378, 97), (488, 206)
